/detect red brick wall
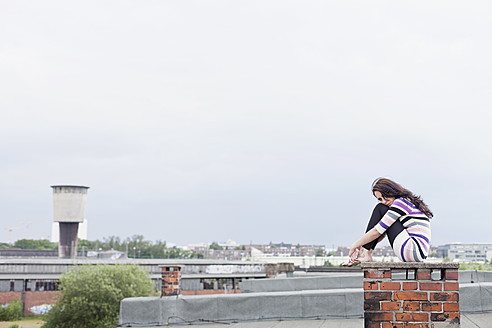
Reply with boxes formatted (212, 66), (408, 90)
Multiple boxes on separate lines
(0, 292), (22, 305)
(1, 291), (60, 315)
(364, 267), (460, 328)
(24, 291), (60, 315)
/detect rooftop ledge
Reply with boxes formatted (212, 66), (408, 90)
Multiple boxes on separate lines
(361, 262), (459, 269)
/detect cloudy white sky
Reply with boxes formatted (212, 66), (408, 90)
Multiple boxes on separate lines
(1, 1), (491, 248)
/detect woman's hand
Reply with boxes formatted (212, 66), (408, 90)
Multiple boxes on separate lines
(342, 244), (362, 267)
(348, 245), (361, 260)
(348, 228), (382, 260)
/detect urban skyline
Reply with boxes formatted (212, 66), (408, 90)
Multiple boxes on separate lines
(1, 1), (491, 247)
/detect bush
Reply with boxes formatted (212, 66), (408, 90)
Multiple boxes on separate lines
(324, 260), (334, 267)
(43, 264), (153, 328)
(9, 324), (20, 328)
(459, 262), (492, 271)
(0, 298), (23, 321)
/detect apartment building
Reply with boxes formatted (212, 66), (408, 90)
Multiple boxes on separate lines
(437, 243), (492, 262)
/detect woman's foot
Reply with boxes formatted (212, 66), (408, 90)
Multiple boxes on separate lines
(342, 248), (373, 267)
(357, 248), (374, 263)
(342, 257), (361, 267)
(342, 249), (361, 267)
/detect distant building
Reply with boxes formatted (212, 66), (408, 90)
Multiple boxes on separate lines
(371, 246), (397, 257)
(218, 239), (240, 250)
(186, 243), (209, 254)
(337, 245), (437, 259)
(336, 247), (349, 257)
(185, 242), (327, 260)
(437, 243), (492, 262)
(0, 258), (267, 314)
(251, 243), (325, 257)
(207, 248), (252, 261)
(436, 244), (451, 258)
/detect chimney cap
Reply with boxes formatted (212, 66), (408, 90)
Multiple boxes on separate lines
(51, 185), (90, 189)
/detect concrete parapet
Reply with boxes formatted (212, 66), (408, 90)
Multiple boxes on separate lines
(118, 269), (492, 327)
(240, 273), (362, 293)
(458, 270), (492, 284)
(362, 262), (460, 269)
(459, 282), (492, 313)
(119, 289), (363, 327)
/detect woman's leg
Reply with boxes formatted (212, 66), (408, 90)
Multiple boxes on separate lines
(385, 220), (426, 262)
(343, 203), (389, 266)
(362, 203), (389, 251)
(385, 220), (405, 248)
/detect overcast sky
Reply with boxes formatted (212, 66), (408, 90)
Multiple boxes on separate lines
(1, 1), (491, 248)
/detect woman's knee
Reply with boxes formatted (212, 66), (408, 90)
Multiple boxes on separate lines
(375, 203), (389, 215)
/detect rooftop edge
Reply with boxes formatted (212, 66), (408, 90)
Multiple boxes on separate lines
(361, 262), (459, 269)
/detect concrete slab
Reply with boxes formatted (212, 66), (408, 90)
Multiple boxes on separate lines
(462, 312), (492, 328)
(128, 313), (492, 327)
(460, 283), (483, 312)
(479, 282), (492, 312)
(318, 318), (362, 328)
(239, 274), (362, 293)
(315, 275), (362, 290)
(173, 295), (219, 324)
(300, 291), (345, 318)
(258, 292), (302, 320)
(459, 271), (475, 283)
(216, 293), (261, 321)
(460, 270), (492, 283)
(275, 319), (325, 327)
(119, 297), (163, 327)
(344, 289), (364, 317)
(294, 277), (318, 291)
(478, 271), (492, 282)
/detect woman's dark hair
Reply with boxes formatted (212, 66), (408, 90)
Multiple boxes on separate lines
(372, 178), (433, 218)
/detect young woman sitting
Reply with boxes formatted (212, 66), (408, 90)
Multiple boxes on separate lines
(343, 178), (433, 266)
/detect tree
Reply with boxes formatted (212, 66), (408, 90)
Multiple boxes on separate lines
(13, 239), (57, 250)
(79, 236), (168, 258)
(324, 260), (335, 267)
(209, 242), (223, 250)
(43, 264), (153, 328)
(103, 235), (122, 250)
(0, 298), (23, 321)
(163, 248), (197, 259)
(315, 247), (325, 257)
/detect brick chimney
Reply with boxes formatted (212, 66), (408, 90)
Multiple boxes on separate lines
(160, 265), (182, 297)
(362, 262), (460, 328)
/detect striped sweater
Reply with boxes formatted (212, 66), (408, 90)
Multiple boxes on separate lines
(375, 198), (431, 262)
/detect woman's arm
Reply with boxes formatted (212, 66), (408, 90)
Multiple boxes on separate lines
(348, 227), (382, 258)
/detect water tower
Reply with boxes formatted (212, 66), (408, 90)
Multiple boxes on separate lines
(51, 185), (89, 258)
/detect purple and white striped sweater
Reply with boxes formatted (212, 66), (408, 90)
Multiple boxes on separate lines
(375, 198), (431, 262)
